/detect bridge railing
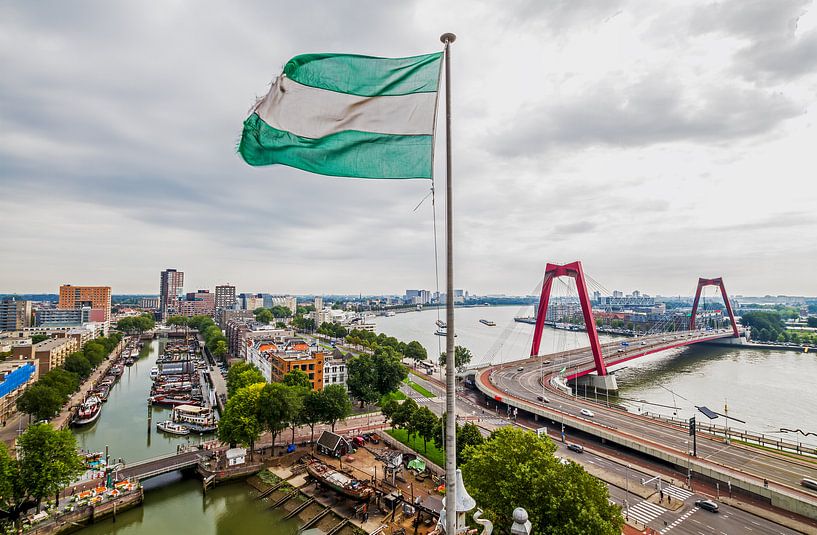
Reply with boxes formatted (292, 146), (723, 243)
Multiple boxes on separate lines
(639, 411), (817, 456)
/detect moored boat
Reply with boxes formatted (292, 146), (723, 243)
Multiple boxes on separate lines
(479, 319), (496, 326)
(304, 458), (373, 501)
(73, 396), (103, 426)
(157, 420), (190, 435)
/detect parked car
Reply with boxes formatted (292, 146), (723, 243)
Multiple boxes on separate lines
(352, 436), (365, 447)
(580, 408), (595, 418)
(695, 499), (719, 513)
(567, 443), (584, 453)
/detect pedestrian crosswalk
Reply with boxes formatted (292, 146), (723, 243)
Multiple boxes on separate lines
(659, 505), (699, 534)
(662, 485), (693, 501)
(626, 500), (667, 525)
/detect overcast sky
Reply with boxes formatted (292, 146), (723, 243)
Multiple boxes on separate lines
(2, 1), (816, 297)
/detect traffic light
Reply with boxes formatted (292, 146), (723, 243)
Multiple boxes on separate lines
(689, 416), (696, 436)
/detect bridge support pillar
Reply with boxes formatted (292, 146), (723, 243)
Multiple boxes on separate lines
(576, 373), (618, 394)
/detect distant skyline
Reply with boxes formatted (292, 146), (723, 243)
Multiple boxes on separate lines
(2, 1), (816, 296)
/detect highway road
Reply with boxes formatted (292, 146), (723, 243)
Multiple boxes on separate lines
(476, 331), (817, 512)
(403, 370), (811, 534)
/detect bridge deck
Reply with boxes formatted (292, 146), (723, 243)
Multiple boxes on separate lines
(118, 450), (210, 481)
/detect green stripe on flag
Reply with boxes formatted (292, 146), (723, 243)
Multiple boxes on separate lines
(560, 367), (566, 374)
(284, 52), (443, 97)
(239, 113), (433, 179)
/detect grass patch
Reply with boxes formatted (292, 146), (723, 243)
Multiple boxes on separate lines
(386, 428), (445, 468)
(380, 390), (407, 405)
(404, 378), (434, 398)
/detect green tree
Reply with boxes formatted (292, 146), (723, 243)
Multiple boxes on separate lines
(282, 369), (312, 389)
(380, 398), (401, 421)
(257, 383), (300, 455)
(212, 340), (228, 360)
(271, 306), (292, 318)
(321, 384), (352, 431)
(255, 308), (274, 324)
(411, 406), (438, 453)
(301, 389), (328, 448)
(166, 315), (188, 328)
(226, 362), (265, 398)
(38, 369), (79, 399)
(16, 385), (63, 421)
(457, 422), (484, 464)
(808, 317), (817, 328)
(405, 341), (428, 367)
(346, 346), (407, 407)
(31, 334), (49, 344)
(438, 345), (473, 371)
(217, 383), (265, 459)
(462, 427), (622, 535)
(17, 424), (84, 510)
(391, 398), (418, 430)
(63, 353), (92, 379)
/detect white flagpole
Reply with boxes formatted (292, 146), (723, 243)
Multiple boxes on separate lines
(440, 31), (457, 535)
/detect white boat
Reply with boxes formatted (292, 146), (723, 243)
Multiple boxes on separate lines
(149, 367), (159, 379)
(434, 329), (457, 337)
(385, 311), (396, 317)
(435, 319), (447, 328)
(479, 319), (496, 326)
(73, 396), (102, 426)
(157, 420), (190, 435)
(172, 404), (216, 427)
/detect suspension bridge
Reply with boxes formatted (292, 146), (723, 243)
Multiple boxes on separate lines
(471, 260), (817, 521)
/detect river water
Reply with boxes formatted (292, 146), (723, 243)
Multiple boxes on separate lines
(376, 306), (817, 448)
(72, 338), (299, 535)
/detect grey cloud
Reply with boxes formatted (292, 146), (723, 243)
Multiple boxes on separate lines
(553, 221), (597, 235)
(491, 76), (801, 156)
(691, 0), (817, 81)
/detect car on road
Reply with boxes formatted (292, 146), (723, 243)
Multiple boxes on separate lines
(695, 499), (719, 513)
(536, 395), (550, 403)
(566, 443), (584, 453)
(580, 408), (595, 418)
(517, 366), (524, 371)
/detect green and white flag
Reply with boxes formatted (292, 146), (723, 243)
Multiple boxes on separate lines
(239, 52), (443, 179)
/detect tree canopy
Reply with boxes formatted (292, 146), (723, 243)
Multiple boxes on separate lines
(346, 346), (407, 407)
(462, 427), (622, 535)
(226, 362), (265, 397)
(116, 313), (156, 334)
(0, 424), (84, 522)
(439, 345), (473, 371)
(217, 383), (265, 458)
(321, 384), (352, 431)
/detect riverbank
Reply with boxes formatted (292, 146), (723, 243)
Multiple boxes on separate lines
(0, 337), (127, 447)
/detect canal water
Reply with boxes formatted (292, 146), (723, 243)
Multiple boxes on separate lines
(376, 306), (817, 448)
(72, 338), (299, 534)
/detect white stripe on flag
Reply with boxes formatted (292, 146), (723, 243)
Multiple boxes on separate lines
(254, 76), (438, 139)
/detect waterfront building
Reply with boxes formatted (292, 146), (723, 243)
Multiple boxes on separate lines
(35, 306), (91, 327)
(214, 285), (237, 311)
(246, 339), (324, 390)
(323, 353), (347, 389)
(405, 289), (431, 305)
(0, 299), (32, 331)
(0, 360), (38, 422)
(159, 269), (184, 320)
(598, 295), (656, 308)
(226, 319), (293, 359)
(58, 284), (112, 323)
(179, 290), (215, 317)
(138, 297), (160, 310)
(12, 337), (79, 377)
